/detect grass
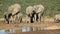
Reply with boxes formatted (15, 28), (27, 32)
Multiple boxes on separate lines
(0, 0), (60, 18)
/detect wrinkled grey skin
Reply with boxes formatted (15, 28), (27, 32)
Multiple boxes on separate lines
(54, 14), (60, 23)
(33, 4), (44, 22)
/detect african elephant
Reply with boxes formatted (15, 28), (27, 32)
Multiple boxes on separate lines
(33, 4), (44, 22)
(4, 3), (21, 24)
(26, 6), (35, 23)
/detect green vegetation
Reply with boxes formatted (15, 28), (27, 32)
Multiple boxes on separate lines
(0, 0), (60, 18)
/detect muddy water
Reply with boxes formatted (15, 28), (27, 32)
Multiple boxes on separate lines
(0, 26), (47, 34)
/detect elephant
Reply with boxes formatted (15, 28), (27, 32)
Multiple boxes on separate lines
(33, 4), (44, 22)
(4, 3), (21, 24)
(15, 12), (23, 23)
(8, 3), (21, 15)
(26, 6), (35, 23)
(4, 12), (12, 24)
(54, 14), (60, 23)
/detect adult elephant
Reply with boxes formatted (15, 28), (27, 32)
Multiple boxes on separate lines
(26, 6), (35, 23)
(33, 4), (44, 22)
(4, 3), (21, 24)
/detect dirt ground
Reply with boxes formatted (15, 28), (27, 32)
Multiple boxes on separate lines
(0, 17), (60, 30)
(0, 17), (60, 34)
(12, 29), (60, 34)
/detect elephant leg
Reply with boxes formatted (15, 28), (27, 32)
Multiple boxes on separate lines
(30, 16), (34, 23)
(5, 17), (10, 24)
(17, 18), (20, 23)
(38, 13), (41, 23)
(34, 14), (36, 23)
(18, 16), (22, 23)
(33, 15), (35, 22)
(4, 15), (8, 24)
(20, 17), (22, 23)
(10, 16), (14, 23)
(41, 13), (44, 22)
(6, 18), (9, 24)
(12, 15), (17, 23)
(26, 15), (28, 23)
(10, 16), (13, 23)
(5, 15), (10, 24)
(36, 13), (39, 22)
(28, 16), (30, 23)
(26, 15), (30, 23)
(14, 15), (17, 22)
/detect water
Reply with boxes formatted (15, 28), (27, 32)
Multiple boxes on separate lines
(0, 26), (47, 34)
(0, 29), (14, 34)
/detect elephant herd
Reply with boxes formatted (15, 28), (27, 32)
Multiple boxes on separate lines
(4, 3), (60, 24)
(26, 5), (44, 23)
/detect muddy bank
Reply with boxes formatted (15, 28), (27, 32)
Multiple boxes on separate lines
(12, 29), (60, 34)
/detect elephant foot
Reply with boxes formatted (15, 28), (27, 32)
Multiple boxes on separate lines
(6, 21), (10, 24)
(27, 21), (29, 23)
(31, 20), (34, 23)
(6, 21), (9, 24)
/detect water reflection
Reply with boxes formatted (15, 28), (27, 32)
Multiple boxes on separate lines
(0, 30), (10, 34)
(0, 26), (47, 34)
(22, 26), (47, 32)
(0, 29), (15, 34)
(21, 26), (27, 32)
(0, 30), (6, 34)
(5, 29), (15, 33)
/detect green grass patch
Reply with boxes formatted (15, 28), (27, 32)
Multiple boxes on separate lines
(0, 0), (60, 17)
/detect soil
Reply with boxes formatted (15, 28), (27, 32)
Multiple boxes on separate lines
(12, 29), (60, 34)
(0, 18), (60, 34)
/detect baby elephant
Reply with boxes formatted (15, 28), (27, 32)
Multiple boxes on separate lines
(54, 14), (60, 23)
